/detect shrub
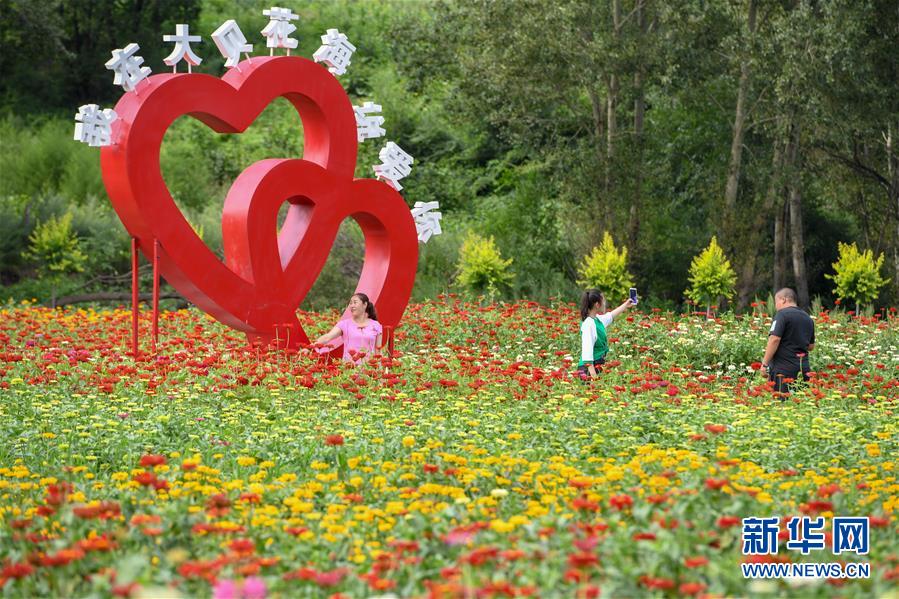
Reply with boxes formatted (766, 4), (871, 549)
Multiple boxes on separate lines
(21, 211), (87, 306)
(577, 232), (634, 302)
(826, 242), (889, 312)
(685, 236), (736, 315)
(455, 231), (514, 297)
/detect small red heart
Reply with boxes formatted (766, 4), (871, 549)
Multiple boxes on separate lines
(101, 56), (417, 348)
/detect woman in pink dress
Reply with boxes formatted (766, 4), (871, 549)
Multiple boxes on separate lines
(313, 293), (383, 363)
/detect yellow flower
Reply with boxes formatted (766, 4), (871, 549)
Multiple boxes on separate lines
(865, 443), (881, 458)
(490, 519), (515, 533)
(402, 436), (415, 448)
(237, 456), (257, 467)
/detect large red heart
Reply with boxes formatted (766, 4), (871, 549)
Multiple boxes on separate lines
(100, 56), (417, 349)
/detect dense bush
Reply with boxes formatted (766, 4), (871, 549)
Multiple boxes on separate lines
(827, 242), (890, 312)
(577, 232), (634, 302)
(455, 231), (514, 298)
(685, 237), (737, 315)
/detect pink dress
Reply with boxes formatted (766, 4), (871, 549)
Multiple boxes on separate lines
(336, 319), (382, 363)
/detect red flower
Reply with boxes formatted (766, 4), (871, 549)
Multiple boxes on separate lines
(800, 501), (833, 514)
(632, 532), (657, 541)
(684, 556), (709, 568)
(459, 546), (499, 566)
(283, 567), (318, 581)
(817, 483), (841, 498)
(111, 582), (139, 597)
(133, 472), (156, 486)
(325, 434), (345, 446)
(679, 582), (707, 596)
(567, 552), (599, 569)
(704, 424), (727, 434)
(139, 454), (167, 467)
(705, 478), (728, 490)
(41, 548), (85, 567)
(314, 568), (347, 587)
(572, 496), (600, 511)
(78, 535), (117, 552)
(717, 515), (740, 528)
(229, 538), (255, 554)
(1, 562), (34, 580)
(639, 575), (675, 590)
(423, 463), (439, 473)
(609, 494), (633, 510)
(286, 526), (309, 536)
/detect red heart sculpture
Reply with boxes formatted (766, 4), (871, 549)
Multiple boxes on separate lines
(101, 56), (418, 350)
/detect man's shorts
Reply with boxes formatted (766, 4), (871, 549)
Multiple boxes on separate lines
(769, 369), (809, 395)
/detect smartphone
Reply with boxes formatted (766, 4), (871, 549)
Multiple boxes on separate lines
(629, 288), (638, 304)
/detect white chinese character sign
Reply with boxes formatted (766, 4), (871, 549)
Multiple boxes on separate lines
(105, 43), (151, 92)
(261, 6), (299, 54)
(72, 14), (436, 354)
(163, 24), (202, 73)
(354, 102), (385, 142)
(374, 142), (414, 191)
(411, 201), (442, 243)
(212, 20), (254, 68)
(74, 104), (117, 147)
(313, 28), (356, 76)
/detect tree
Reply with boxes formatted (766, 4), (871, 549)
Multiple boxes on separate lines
(686, 236), (736, 316)
(826, 242), (889, 313)
(721, 0), (758, 248)
(577, 232), (634, 301)
(455, 231), (514, 298)
(21, 212), (87, 307)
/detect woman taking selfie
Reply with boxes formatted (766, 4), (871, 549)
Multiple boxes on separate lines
(577, 289), (634, 379)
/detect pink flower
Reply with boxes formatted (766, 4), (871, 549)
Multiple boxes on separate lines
(242, 577), (267, 599)
(213, 580), (238, 599)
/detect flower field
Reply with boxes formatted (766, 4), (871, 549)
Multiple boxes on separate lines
(0, 299), (897, 598)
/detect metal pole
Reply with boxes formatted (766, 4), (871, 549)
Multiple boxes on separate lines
(131, 237), (139, 358)
(152, 239), (160, 350)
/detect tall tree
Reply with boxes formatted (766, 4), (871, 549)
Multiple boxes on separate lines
(722, 0), (758, 248)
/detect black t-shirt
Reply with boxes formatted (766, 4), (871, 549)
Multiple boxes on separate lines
(769, 306), (815, 372)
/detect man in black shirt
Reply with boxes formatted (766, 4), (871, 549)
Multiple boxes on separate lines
(761, 288), (815, 395)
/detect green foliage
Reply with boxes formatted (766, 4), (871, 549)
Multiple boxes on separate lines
(21, 212), (87, 280)
(455, 232), (514, 297)
(1, 0), (898, 308)
(686, 236), (736, 311)
(826, 242), (889, 310)
(577, 233), (634, 302)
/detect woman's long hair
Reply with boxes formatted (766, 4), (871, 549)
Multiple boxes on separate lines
(579, 289), (605, 320)
(354, 293), (378, 321)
